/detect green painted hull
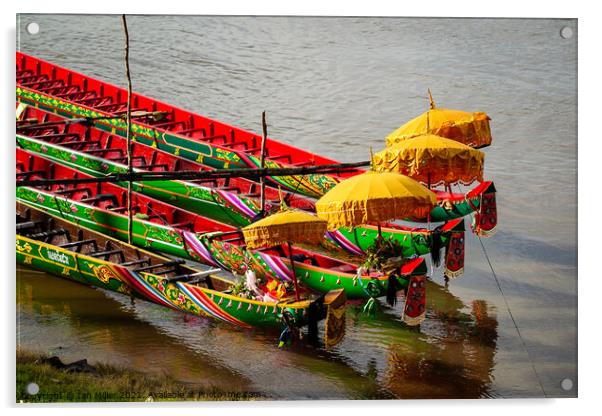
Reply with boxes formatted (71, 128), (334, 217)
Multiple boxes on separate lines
(17, 187), (195, 260)
(15, 189), (360, 298)
(17, 135), (259, 227)
(17, 134), (462, 259)
(17, 86), (497, 222)
(324, 224), (450, 258)
(16, 87), (245, 171)
(203, 237), (426, 299)
(16, 233), (309, 330)
(16, 87), (334, 198)
(17, 187), (424, 300)
(16, 235), (130, 294)
(430, 197), (481, 223)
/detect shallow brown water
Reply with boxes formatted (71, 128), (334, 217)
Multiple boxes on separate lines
(16, 15), (577, 398)
(17, 267), (500, 399)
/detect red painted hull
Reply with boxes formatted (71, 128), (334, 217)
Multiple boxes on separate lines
(16, 104), (315, 213)
(16, 52), (359, 178)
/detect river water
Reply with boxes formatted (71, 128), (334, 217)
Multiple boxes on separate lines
(16, 15), (577, 399)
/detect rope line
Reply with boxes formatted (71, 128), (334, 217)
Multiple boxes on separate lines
(476, 223), (547, 398)
(456, 182), (546, 397)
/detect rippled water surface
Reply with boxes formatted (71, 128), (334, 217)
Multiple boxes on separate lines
(16, 15), (577, 399)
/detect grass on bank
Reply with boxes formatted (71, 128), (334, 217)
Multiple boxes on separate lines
(16, 349), (263, 403)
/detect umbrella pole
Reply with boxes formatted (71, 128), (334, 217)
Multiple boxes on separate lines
(259, 111), (268, 216)
(377, 223), (382, 239)
(287, 241), (300, 301)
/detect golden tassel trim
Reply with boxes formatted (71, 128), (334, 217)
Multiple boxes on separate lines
(444, 267), (464, 280)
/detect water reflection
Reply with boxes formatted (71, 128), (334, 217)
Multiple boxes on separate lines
(18, 266), (498, 399)
(17, 268), (254, 391)
(383, 300), (498, 398)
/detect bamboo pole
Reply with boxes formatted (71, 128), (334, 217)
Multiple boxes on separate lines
(122, 14), (133, 244)
(259, 111), (268, 216)
(15, 111), (169, 130)
(16, 160), (369, 188)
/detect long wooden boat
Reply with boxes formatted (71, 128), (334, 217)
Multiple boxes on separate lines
(15, 52), (498, 235)
(16, 148), (435, 305)
(16, 104), (316, 226)
(16, 52), (345, 198)
(16, 204), (347, 338)
(16, 126), (466, 260)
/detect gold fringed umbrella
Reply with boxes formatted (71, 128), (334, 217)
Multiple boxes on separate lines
(242, 209), (327, 301)
(373, 133), (485, 188)
(243, 209), (327, 249)
(315, 170), (437, 231)
(386, 90), (492, 148)
(315, 169), (435, 327)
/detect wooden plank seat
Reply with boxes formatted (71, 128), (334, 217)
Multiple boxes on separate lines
(17, 124), (61, 134)
(189, 179), (219, 187)
(58, 140), (101, 148)
(139, 163), (169, 171)
(17, 74), (48, 84)
(164, 268), (221, 283)
(107, 205), (137, 213)
(86, 148), (123, 157)
(37, 84), (80, 94)
(221, 140), (249, 149)
(80, 193), (119, 206)
(16, 119), (41, 127)
(74, 96), (112, 107)
(176, 127), (207, 136)
(150, 120), (186, 130)
(200, 135), (227, 144)
(54, 188), (92, 197)
(88, 249), (126, 263)
(133, 259), (185, 273)
(16, 70), (34, 78)
(58, 239), (99, 253)
(26, 228), (70, 241)
(16, 221), (43, 231)
(16, 170), (46, 179)
(54, 91), (95, 101)
(110, 155), (146, 164)
(218, 186), (241, 193)
(119, 257), (151, 267)
(95, 101), (126, 111)
(20, 79), (62, 88)
(30, 133), (81, 142)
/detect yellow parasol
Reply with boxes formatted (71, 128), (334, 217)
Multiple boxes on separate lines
(242, 209), (327, 250)
(242, 208), (327, 300)
(373, 133), (485, 188)
(315, 170), (437, 231)
(386, 91), (492, 148)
